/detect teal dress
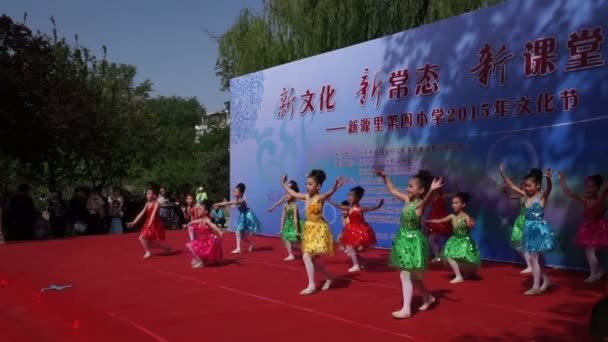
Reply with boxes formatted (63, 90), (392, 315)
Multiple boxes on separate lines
(443, 215), (481, 265)
(510, 202), (526, 248)
(389, 200), (428, 271)
(281, 203), (302, 242)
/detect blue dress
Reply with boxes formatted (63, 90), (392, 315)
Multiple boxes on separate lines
(521, 195), (554, 253)
(235, 203), (261, 233)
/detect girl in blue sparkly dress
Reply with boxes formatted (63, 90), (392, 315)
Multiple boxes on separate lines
(500, 164), (554, 295)
(215, 183), (261, 254)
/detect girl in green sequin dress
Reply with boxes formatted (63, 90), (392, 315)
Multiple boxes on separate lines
(375, 169), (443, 319)
(426, 193), (479, 284)
(279, 181), (303, 261)
(503, 182), (533, 273)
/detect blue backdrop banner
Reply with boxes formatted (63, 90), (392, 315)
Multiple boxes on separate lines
(229, 0), (608, 269)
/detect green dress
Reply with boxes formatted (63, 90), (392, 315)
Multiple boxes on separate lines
(510, 203), (526, 248)
(443, 215), (480, 265)
(281, 203), (301, 242)
(389, 200), (428, 271)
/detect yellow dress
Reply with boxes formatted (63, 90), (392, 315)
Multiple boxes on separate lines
(302, 195), (334, 256)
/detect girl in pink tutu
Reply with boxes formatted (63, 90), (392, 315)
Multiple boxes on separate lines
(559, 172), (608, 282)
(185, 200), (224, 268)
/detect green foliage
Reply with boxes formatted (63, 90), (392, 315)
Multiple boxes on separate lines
(215, 0), (506, 91)
(0, 14), (228, 197)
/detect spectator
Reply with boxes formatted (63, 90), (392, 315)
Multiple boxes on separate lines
(108, 186), (124, 210)
(48, 191), (67, 238)
(195, 187), (207, 204)
(86, 187), (106, 234)
(211, 204), (226, 228)
(68, 188), (88, 235)
(157, 187), (172, 227)
(7, 184), (36, 240)
(108, 200), (124, 234)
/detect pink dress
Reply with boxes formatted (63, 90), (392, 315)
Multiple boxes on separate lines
(575, 200), (608, 248)
(186, 220), (223, 263)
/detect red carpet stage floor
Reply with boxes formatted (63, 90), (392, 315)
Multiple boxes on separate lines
(0, 231), (604, 341)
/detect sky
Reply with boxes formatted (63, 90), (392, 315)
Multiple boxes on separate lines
(2, 0), (264, 112)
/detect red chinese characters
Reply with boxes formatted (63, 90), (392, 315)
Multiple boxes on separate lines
(389, 69), (409, 100)
(559, 89), (580, 111)
(300, 90), (316, 114)
(514, 96), (532, 116)
(387, 115), (399, 130)
(536, 92), (556, 113)
(374, 116), (384, 132)
(356, 68), (383, 108)
(348, 120), (358, 135)
(278, 88), (296, 119)
(360, 118), (371, 133)
(524, 37), (558, 76)
(565, 26), (605, 71)
(415, 64), (440, 96)
(401, 113), (413, 129)
(320, 85), (336, 111)
(431, 108), (445, 125)
(470, 44), (513, 87)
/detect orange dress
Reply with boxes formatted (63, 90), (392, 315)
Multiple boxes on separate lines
(141, 203), (166, 241)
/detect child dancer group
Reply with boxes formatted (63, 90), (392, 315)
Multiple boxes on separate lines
(126, 162), (608, 319)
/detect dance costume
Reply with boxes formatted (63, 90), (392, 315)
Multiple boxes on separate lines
(575, 200), (608, 248)
(443, 216), (480, 265)
(426, 195), (452, 236)
(141, 203), (166, 241)
(521, 195), (554, 253)
(510, 202), (526, 248)
(281, 203), (302, 242)
(186, 219), (223, 264)
(302, 196), (334, 256)
(235, 202), (261, 233)
(340, 206), (377, 248)
(389, 200), (428, 270)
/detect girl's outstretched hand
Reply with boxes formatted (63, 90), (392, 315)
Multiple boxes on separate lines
(126, 222), (135, 228)
(546, 168), (552, 178)
(281, 174), (288, 183)
(335, 176), (344, 188)
(499, 162), (505, 173)
(467, 217), (476, 229)
(430, 178), (444, 190)
(373, 170), (386, 177)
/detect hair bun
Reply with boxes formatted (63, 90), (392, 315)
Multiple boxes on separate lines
(309, 169), (327, 185)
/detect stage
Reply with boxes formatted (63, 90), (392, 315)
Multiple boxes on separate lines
(0, 231), (603, 341)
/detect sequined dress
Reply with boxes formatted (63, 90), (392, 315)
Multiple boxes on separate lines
(389, 200), (428, 271)
(281, 203), (302, 242)
(510, 202), (526, 248)
(186, 219), (223, 263)
(575, 200), (608, 247)
(340, 206), (377, 248)
(521, 195), (554, 253)
(235, 202), (261, 233)
(426, 195), (452, 236)
(141, 203), (166, 241)
(443, 215), (480, 265)
(302, 196), (334, 256)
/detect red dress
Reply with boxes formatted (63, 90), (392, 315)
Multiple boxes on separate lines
(141, 203), (166, 241)
(576, 200), (608, 248)
(186, 220), (223, 263)
(340, 207), (377, 248)
(425, 195), (452, 236)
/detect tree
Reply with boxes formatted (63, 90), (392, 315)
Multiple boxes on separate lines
(215, 0), (506, 93)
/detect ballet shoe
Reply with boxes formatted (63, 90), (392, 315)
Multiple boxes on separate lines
(392, 310), (411, 319)
(419, 296), (436, 311)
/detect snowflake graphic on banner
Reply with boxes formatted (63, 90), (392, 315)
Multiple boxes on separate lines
(230, 71), (265, 144)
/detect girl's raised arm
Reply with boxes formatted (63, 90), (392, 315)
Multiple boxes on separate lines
(425, 214), (453, 224)
(418, 178), (444, 213)
(319, 176), (344, 201)
(374, 170), (409, 202)
(361, 199), (384, 213)
(280, 175), (308, 200)
(500, 162), (526, 197)
(558, 171), (585, 203)
(268, 195), (288, 212)
(327, 199), (350, 211)
(541, 168), (553, 205)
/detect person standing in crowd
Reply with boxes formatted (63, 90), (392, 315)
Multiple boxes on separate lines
(196, 187), (208, 204)
(7, 184), (36, 241)
(86, 187), (106, 235)
(67, 188), (88, 236)
(48, 191), (67, 239)
(157, 187), (172, 228)
(108, 187), (124, 210)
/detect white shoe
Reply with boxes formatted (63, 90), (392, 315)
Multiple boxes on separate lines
(348, 265), (361, 273)
(521, 267), (532, 274)
(143, 252), (152, 259)
(248, 245), (255, 252)
(192, 262), (204, 268)
(321, 280), (332, 291)
(284, 255), (295, 261)
(231, 249), (241, 254)
(300, 287), (316, 295)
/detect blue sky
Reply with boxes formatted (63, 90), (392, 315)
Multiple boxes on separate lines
(2, 0), (263, 112)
